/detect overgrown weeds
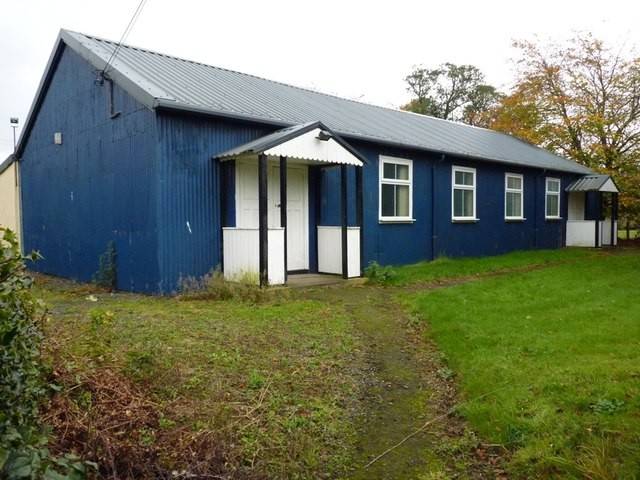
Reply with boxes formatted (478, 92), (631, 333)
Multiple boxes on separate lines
(178, 268), (285, 303)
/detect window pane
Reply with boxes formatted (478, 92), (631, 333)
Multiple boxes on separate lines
(396, 185), (409, 217)
(463, 190), (474, 217)
(383, 163), (396, 179)
(506, 191), (522, 217)
(507, 176), (522, 190)
(455, 170), (474, 186)
(546, 194), (559, 217)
(396, 164), (409, 180)
(453, 189), (464, 217)
(454, 188), (474, 217)
(547, 179), (560, 193)
(381, 184), (395, 217)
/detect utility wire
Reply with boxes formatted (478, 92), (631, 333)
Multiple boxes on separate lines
(101, 0), (149, 76)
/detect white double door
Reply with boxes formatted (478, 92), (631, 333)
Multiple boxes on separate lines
(235, 160), (309, 271)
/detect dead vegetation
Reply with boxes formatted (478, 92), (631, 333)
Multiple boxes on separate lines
(42, 364), (242, 479)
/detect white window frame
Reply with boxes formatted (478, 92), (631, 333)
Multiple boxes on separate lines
(545, 177), (561, 219)
(504, 173), (524, 221)
(379, 155), (413, 222)
(451, 166), (477, 221)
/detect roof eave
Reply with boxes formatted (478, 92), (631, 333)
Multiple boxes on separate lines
(156, 100), (589, 174)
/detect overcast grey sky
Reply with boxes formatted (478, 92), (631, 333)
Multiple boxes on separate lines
(1, 0), (639, 159)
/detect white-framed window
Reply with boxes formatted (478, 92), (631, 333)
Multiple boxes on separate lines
(379, 156), (413, 221)
(545, 177), (561, 219)
(505, 173), (524, 220)
(452, 166), (477, 221)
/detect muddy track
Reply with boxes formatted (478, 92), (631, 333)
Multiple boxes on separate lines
(300, 286), (503, 479)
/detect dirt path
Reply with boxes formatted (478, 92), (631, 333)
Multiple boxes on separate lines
(301, 286), (499, 479)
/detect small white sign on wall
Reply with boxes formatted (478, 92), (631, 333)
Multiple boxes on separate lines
(54, 132), (63, 145)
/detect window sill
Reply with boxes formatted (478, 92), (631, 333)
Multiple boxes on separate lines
(505, 217), (526, 222)
(452, 218), (480, 223)
(545, 217), (563, 222)
(379, 218), (416, 224)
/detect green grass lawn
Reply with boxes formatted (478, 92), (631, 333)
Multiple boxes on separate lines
(618, 229), (639, 240)
(392, 247), (594, 285)
(36, 247), (640, 479)
(37, 278), (364, 479)
(403, 250), (640, 478)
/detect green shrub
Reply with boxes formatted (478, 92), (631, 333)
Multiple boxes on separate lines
(364, 261), (397, 285)
(0, 228), (91, 478)
(92, 241), (117, 290)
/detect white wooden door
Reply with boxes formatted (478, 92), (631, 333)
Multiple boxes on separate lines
(235, 160), (309, 271)
(271, 165), (309, 271)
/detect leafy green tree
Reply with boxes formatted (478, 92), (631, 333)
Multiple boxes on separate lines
(489, 34), (640, 221)
(402, 63), (502, 126)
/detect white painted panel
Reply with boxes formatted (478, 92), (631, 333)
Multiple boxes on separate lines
(223, 228), (259, 281)
(222, 228), (285, 285)
(347, 228), (361, 278)
(317, 226), (361, 278)
(601, 219), (613, 246)
(265, 128), (363, 166)
(567, 192), (585, 221)
(566, 220), (596, 247)
(318, 227), (342, 274)
(0, 161), (20, 242)
(268, 229), (285, 285)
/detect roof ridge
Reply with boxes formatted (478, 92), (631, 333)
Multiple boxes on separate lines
(65, 29), (486, 125)
(71, 29), (583, 156)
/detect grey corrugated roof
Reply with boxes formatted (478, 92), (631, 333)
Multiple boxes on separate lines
(20, 29), (592, 174)
(0, 154), (15, 175)
(215, 121), (367, 164)
(566, 174), (618, 192)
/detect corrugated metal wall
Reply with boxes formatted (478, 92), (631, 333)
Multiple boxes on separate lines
(20, 47), (160, 292)
(320, 138), (580, 267)
(155, 113), (272, 292)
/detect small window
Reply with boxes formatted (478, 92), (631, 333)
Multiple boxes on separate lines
(452, 166), (476, 220)
(545, 178), (561, 218)
(379, 156), (412, 221)
(505, 173), (524, 220)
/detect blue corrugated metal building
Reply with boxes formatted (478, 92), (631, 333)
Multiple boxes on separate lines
(14, 30), (619, 293)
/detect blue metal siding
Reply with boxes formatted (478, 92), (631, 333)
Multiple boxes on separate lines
(319, 138), (580, 268)
(155, 113), (272, 292)
(319, 141), (433, 266)
(20, 46), (159, 292)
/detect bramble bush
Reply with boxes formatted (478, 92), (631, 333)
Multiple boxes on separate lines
(0, 228), (91, 479)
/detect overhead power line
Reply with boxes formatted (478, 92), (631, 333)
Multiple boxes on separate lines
(101, 0), (150, 76)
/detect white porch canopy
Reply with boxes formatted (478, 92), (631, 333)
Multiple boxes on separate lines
(214, 121), (365, 287)
(216, 121), (364, 167)
(566, 174), (619, 194)
(566, 174), (619, 248)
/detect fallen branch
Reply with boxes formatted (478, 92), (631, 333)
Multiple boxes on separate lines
(364, 384), (518, 468)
